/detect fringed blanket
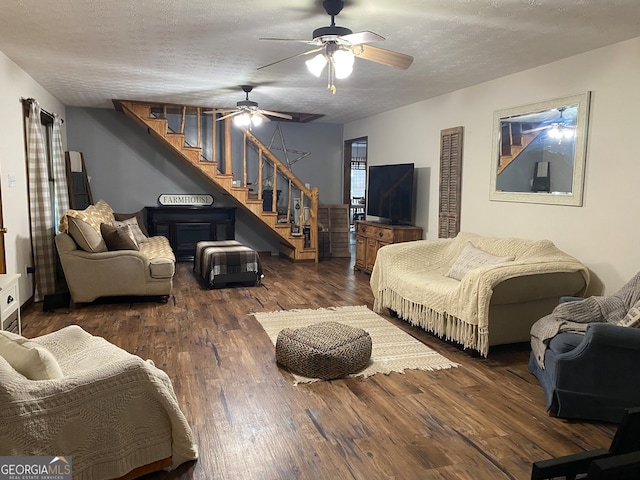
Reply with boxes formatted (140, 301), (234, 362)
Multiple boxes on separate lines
(371, 232), (589, 356)
(531, 271), (640, 368)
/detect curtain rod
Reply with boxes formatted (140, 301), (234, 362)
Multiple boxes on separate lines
(20, 97), (64, 123)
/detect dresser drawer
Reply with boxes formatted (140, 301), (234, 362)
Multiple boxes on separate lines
(357, 223), (394, 242)
(1, 281), (19, 319)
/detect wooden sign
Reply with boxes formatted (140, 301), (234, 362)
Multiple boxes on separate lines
(157, 194), (214, 206)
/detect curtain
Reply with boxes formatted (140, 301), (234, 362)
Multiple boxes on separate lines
(27, 101), (55, 301)
(51, 114), (69, 232)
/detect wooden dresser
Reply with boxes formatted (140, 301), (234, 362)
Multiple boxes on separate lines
(354, 221), (423, 274)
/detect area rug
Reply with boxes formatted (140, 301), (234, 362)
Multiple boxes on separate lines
(251, 305), (459, 384)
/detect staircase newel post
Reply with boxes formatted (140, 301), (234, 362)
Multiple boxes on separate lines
(224, 118), (232, 175)
(258, 150), (263, 200)
(311, 187), (319, 262)
(243, 130), (247, 186)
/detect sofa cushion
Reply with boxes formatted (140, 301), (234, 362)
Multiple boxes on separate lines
(114, 212), (149, 244)
(139, 235), (176, 262)
(68, 217), (108, 253)
(0, 331), (64, 380)
(100, 223), (139, 251)
(446, 242), (515, 281)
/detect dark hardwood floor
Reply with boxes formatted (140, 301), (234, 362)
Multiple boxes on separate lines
(21, 256), (615, 480)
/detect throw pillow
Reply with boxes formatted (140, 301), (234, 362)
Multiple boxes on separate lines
(446, 242), (515, 281)
(59, 199), (115, 234)
(619, 300), (640, 328)
(114, 216), (148, 244)
(0, 331), (64, 380)
(113, 211), (150, 237)
(68, 217), (108, 253)
(100, 223), (139, 251)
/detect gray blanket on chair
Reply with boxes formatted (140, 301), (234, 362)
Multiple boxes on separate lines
(530, 271), (640, 368)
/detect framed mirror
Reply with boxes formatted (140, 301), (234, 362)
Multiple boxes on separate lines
(489, 92), (590, 206)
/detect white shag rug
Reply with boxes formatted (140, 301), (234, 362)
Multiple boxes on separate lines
(252, 305), (459, 384)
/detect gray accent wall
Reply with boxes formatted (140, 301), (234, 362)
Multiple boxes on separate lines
(65, 107), (343, 254)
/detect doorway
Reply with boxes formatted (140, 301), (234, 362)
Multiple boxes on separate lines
(343, 137), (368, 232)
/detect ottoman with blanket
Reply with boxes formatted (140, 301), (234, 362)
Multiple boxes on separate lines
(194, 240), (263, 288)
(371, 231), (589, 356)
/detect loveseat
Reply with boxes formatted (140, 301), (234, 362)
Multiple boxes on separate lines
(371, 232), (589, 356)
(56, 200), (175, 303)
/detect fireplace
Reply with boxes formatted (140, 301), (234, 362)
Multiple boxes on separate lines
(145, 206), (236, 261)
(175, 223), (210, 259)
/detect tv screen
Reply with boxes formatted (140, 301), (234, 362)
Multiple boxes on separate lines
(366, 163), (415, 225)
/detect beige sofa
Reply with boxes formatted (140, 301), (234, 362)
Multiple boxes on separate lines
(371, 232), (589, 356)
(56, 200), (175, 303)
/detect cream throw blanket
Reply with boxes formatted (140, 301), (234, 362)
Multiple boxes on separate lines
(371, 232), (589, 356)
(0, 326), (198, 480)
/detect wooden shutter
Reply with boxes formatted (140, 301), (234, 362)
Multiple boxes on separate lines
(438, 127), (463, 238)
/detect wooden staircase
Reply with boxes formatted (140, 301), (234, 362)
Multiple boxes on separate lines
(113, 100), (318, 262)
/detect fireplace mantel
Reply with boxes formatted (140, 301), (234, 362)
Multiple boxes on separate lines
(145, 206), (236, 261)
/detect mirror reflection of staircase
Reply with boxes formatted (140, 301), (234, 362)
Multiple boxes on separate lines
(112, 100), (319, 262)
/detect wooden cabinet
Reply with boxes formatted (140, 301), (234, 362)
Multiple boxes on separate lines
(0, 273), (21, 334)
(354, 221), (423, 274)
(145, 207), (236, 262)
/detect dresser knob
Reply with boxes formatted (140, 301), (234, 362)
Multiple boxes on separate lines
(378, 232), (383, 237)
(7, 295), (14, 304)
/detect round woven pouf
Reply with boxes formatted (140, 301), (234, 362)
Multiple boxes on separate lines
(275, 321), (372, 380)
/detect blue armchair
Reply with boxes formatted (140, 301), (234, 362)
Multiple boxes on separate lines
(528, 320), (640, 423)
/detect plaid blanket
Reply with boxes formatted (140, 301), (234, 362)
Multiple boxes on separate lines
(194, 240), (262, 288)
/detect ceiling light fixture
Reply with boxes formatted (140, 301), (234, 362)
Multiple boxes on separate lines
(305, 43), (354, 94)
(233, 111), (263, 128)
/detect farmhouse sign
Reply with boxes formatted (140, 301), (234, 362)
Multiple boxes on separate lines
(158, 194), (214, 206)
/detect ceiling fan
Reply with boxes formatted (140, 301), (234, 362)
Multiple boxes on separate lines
(258, 0), (414, 93)
(204, 85), (292, 128)
(522, 107), (577, 139)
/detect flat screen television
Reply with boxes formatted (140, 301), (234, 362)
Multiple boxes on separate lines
(366, 163), (415, 225)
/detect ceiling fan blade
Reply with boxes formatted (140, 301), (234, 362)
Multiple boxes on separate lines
(259, 37), (319, 45)
(216, 110), (242, 121)
(255, 112), (272, 123)
(354, 44), (414, 70)
(260, 110), (293, 120)
(339, 31), (385, 45)
(203, 108), (230, 115)
(257, 46), (324, 70)
(522, 125), (553, 134)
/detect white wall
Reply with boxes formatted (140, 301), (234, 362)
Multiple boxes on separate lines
(0, 50), (66, 305)
(345, 37), (640, 295)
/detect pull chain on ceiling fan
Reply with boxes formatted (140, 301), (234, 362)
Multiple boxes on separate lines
(258, 0), (413, 93)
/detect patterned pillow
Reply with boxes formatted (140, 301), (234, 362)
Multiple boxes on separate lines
(114, 216), (148, 244)
(619, 300), (640, 328)
(59, 199), (114, 234)
(100, 223), (139, 251)
(446, 242), (515, 281)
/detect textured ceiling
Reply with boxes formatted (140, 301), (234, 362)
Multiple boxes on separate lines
(2, 0), (640, 124)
